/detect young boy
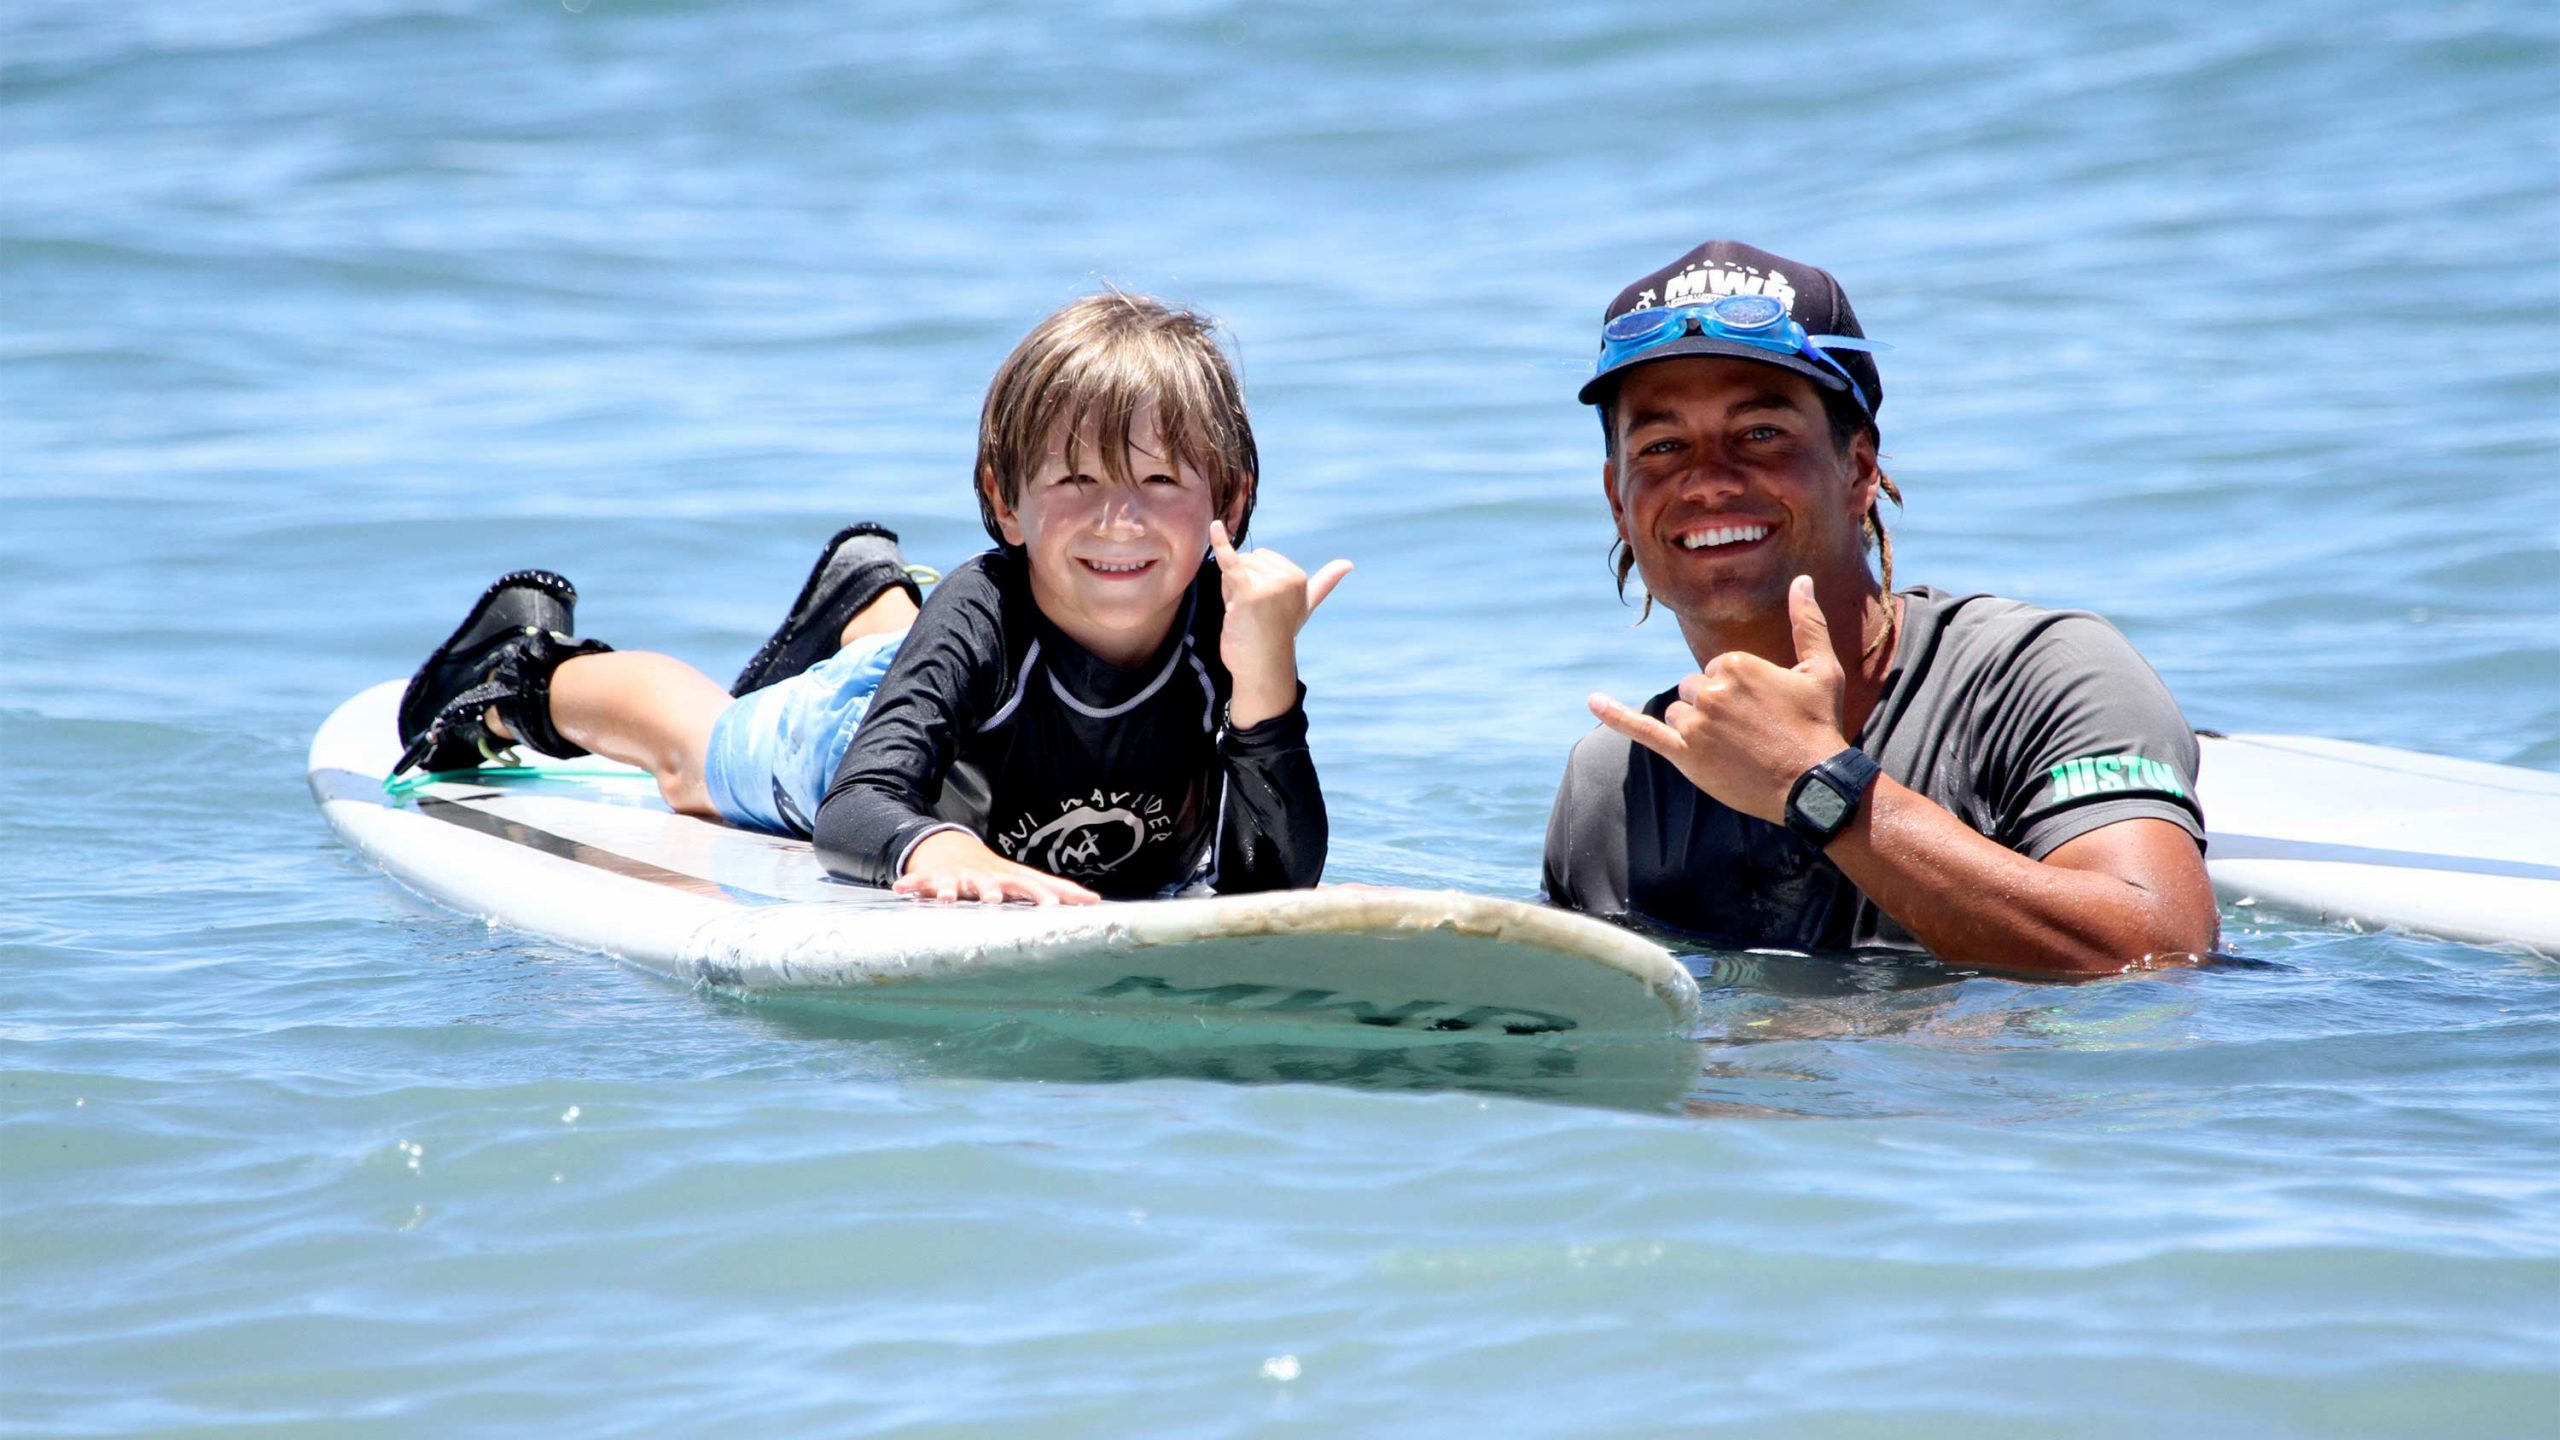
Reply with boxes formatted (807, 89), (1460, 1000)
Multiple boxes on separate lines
(392, 292), (1349, 905)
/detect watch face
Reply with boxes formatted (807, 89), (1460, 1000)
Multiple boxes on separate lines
(1797, 781), (1851, 830)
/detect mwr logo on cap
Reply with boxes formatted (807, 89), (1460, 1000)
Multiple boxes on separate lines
(1579, 239), (1881, 415)
(1657, 261), (1797, 313)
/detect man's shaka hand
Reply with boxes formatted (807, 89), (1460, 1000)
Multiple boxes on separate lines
(1210, 518), (1352, 729)
(1588, 574), (1852, 822)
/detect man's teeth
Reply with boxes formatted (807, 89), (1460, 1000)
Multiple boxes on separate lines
(1678, 525), (1770, 550)
(1084, 558), (1151, 573)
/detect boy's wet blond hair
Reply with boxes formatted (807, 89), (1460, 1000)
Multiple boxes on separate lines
(975, 290), (1260, 546)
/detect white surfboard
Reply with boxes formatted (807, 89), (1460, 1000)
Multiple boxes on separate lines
(2199, 733), (2560, 955)
(309, 682), (1702, 1046)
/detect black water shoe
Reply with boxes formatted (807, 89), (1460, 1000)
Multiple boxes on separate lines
(393, 570), (613, 776)
(730, 524), (932, 697)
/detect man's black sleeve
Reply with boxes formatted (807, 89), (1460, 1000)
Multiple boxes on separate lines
(1542, 735), (1588, 911)
(810, 566), (1004, 887)
(1212, 685), (1326, 893)
(1541, 724), (1636, 917)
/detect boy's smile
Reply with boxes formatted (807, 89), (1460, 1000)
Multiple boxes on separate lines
(988, 412), (1230, 668)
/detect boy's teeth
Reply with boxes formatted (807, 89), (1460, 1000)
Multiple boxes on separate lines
(1679, 525), (1770, 550)
(1085, 559), (1150, 573)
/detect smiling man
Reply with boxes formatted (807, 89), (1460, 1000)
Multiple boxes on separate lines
(1541, 241), (2218, 976)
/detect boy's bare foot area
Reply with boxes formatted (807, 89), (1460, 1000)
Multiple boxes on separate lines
(840, 587), (920, 647)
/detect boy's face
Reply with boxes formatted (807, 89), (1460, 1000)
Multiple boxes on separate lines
(986, 411), (1236, 668)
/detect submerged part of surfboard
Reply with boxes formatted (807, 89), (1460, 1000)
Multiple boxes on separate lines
(2200, 733), (2560, 956)
(310, 682), (1703, 1044)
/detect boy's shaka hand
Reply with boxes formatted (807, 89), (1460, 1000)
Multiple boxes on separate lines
(1208, 519), (1351, 729)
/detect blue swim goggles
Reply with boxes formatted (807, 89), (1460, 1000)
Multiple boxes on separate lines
(1593, 292), (1882, 414)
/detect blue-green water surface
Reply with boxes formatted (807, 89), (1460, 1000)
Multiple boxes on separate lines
(5, 3), (2558, 1435)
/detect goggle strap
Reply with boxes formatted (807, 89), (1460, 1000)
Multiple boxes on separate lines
(1795, 344), (1876, 415)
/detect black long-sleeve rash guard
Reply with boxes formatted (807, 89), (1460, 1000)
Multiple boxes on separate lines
(812, 547), (1327, 898)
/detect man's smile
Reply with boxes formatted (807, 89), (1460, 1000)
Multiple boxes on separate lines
(1673, 522), (1773, 552)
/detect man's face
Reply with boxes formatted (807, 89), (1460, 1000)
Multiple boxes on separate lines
(1602, 357), (1879, 639)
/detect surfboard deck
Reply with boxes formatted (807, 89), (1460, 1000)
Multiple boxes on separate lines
(2198, 733), (2560, 955)
(310, 682), (1703, 1045)
(312, 677), (2560, 1033)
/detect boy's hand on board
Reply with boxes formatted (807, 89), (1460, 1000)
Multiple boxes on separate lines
(1208, 519), (1351, 730)
(895, 829), (1101, 906)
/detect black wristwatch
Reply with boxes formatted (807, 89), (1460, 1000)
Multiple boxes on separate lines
(1784, 748), (1883, 849)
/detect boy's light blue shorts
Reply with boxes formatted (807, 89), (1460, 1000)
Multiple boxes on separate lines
(702, 628), (907, 838)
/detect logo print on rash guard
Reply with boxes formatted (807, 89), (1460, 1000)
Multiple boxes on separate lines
(1000, 790), (1175, 877)
(2045, 754), (2188, 804)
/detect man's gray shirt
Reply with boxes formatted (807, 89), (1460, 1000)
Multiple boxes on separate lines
(1542, 586), (2206, 951)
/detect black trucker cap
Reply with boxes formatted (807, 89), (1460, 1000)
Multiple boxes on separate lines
(1578, 239), (1881, 417)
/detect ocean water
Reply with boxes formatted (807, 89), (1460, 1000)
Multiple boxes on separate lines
(5, 1), (2559, 1434)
